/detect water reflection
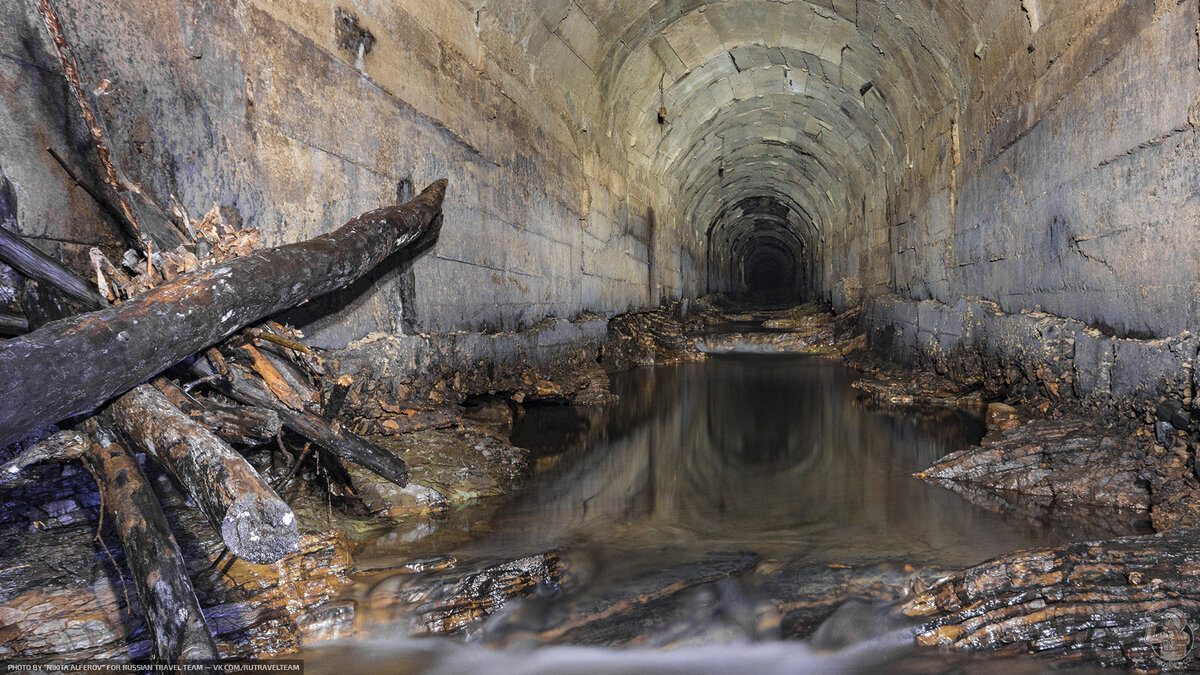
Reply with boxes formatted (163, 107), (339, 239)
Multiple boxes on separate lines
(319, 355), (1097, 668)
(502, 355), (1068, 566)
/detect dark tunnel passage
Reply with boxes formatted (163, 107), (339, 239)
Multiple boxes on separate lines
(706, 195), (815, 301)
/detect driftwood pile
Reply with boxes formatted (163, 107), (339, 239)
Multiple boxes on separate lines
(0, 1), (447, 662)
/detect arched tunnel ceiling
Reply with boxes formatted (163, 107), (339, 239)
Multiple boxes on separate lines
(478, 0), (1019, 294)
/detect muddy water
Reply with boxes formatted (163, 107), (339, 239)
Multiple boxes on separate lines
(310, 355), (1091, 671)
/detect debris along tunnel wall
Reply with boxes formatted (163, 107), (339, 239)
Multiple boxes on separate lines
(2, 0), (1199, 398)
(0, 0), (699, 350)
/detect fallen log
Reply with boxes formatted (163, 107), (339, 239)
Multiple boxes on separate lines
(0, 309), (28, 335)
(193, 359), (409, 487)
(240, 343), (313, 412)
(19, 279), (90, 331)
(109, 385), (299, 564)
(0, 174), (108, 310)
(153, 377), (281, 446)
(0, 178), (447, 448)
(0, 429), (86, 481)
(80, 420), (218, 662)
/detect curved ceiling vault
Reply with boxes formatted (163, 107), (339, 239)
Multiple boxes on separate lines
(483, 0), (1016, 298)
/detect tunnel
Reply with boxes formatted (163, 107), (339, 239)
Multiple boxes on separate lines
(1, 0), (1199, 669)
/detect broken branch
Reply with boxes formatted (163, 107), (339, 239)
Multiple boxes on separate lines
(193, 360), (409, 488)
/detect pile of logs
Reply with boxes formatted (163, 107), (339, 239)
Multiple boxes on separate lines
(0, 0), (450, 663)
(0, 174), (446, 660)
(0, 106), (445, 665)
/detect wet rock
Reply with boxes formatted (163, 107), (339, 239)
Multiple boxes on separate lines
(900, 530), (1200, 668)
(850, 369), (983, 408)
(357, 406), (461, 436)
(1156, 420), (1175, 446)
(917, 417), (1150, 513)
(604, 303), (706, 367)
(304, 550), (564, 642)
(476, 550), (763, 647)
(985, 403), (1021, 432)
(1156, 398), (1192, 431)
(333, 317), (613, 419)
(347, 424), (530, 516)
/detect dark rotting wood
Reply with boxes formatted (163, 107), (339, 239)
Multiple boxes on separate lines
(46, 147), (139, 247)
(19, 279), (88, 331)
(240, 343), (312, 412)
(0, 429), (86, 481)
(256, 344), (319, 399)
(283, 442), (314, 484)
(153, 377), (281, 446)
(80, 419), (218, 663)
(109, 385), (300, 564)
(0, 309), (28, 335)
(193, 359), (409, 488)
(323, 375), (354, 419)
(0, 179), (446, 448)
(244, 325), (313, 354)
(0, 174), (108, 310)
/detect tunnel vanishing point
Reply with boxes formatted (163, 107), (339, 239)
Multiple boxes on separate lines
(4, 0), (1200, 668)
(5, 0), (1195, 344)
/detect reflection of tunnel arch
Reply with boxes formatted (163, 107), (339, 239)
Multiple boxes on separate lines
(707, 196), (815, 299)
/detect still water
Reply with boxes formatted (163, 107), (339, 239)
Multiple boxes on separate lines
(311, 355), (1086, 672)
(501, 354), (1069, 566)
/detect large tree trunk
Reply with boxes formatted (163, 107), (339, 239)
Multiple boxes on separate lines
(109, 384), (300, 564)
(80, 420), (218, 663)
(0, 179), (446, 448)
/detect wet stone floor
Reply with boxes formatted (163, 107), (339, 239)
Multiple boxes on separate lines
(299, 352), (1111, 672)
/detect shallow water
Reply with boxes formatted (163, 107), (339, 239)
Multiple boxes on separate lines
(497, 354), (1071, 566)
(315, 354), (1094, 670)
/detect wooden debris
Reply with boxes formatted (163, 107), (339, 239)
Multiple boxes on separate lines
(0, 309), (28, 335)
(0, 179), (446, 448)
(0, 429), (86, 480)
(241, 344), (313, 412)
(109, 385), (299, 564)
(153, 377), (281, 446)
(35, 0), (155, 250)
(192, 360), (409, 488)
(80, 420), (218, 662)
(0, 178), (107, 311)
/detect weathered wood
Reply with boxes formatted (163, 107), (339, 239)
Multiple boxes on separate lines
(0, 227), (108, 312)
(0, 309), (28, 335)
(0, 429), (86, 481)
(19, 279), (89, 332)
(193, 359), (409, 488)
(153, 377), (281, 446)
(80, 420), (218, 662)
(0, 175), (107, 311)
(0, 179), (446, 448)
(109, 385), (299, 564)
(240, 343), (313, 412)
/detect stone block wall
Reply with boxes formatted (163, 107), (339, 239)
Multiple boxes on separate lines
(0, 0), (700, 348)
(868, 1), (1200, 408)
